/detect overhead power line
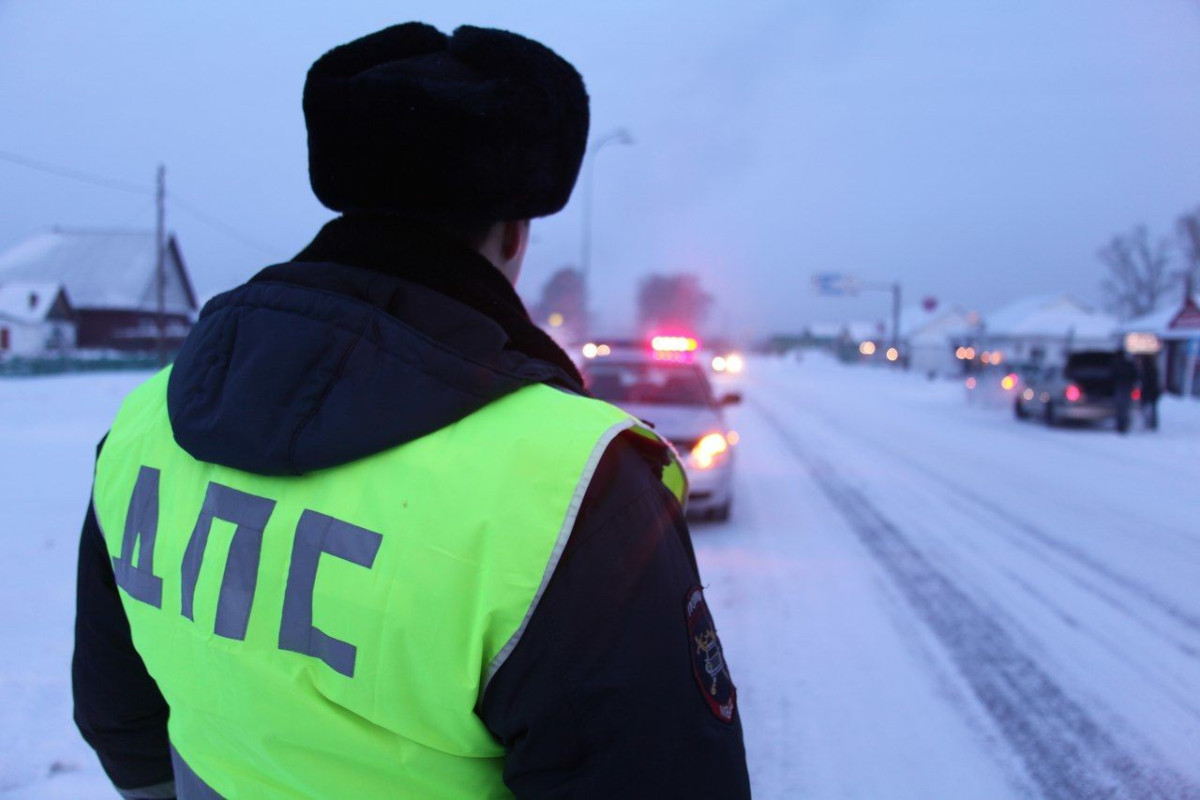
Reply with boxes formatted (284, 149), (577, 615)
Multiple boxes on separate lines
(0, 147), (285, 257)
(0, 148), (150, 195)
(171, 195), (283, 258)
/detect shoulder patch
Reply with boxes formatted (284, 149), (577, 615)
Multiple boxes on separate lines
(685, 585), (736, 723)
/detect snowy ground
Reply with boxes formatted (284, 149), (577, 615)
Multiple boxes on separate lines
(703, 356), (1200, 799)
(2, 359), (1199, 798)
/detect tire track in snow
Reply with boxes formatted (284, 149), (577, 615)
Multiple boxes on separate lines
(931, 475), (1200, 663)
(889, 446), (1200, 637)
(753, 401), (1199, 800)
(766, 378), (1200, 648)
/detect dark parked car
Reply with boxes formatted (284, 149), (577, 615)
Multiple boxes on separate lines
(1014, 350), (1136, 427)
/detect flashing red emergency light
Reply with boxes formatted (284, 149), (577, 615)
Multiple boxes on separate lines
(651, 335), (700, 353)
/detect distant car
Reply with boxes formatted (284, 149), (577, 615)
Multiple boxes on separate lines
(709, 352), (745, 375)
(582, 348), (740, 521)
(1014, 351), (1135, 427)
(998, 361), (1044, 403)
(964, 362), (1030, 406)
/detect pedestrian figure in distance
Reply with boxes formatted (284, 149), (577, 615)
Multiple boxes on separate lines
(1112, 348), (1137, 435)
(1138, 354), (1161, 431)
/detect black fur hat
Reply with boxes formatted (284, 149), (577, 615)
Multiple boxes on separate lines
(303, 23), (590, 222)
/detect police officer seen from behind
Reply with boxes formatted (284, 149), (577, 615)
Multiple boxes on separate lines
(73, 23), (750, 799)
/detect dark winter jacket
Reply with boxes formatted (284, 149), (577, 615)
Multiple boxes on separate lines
(1140, 356), (1162, 402)
(73, 215), (751, 799)
(1113, 354), (1138, 390)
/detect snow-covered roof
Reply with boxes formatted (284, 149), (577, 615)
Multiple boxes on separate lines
(1113, 298), (1200, 340)
(805, 322), (846, 338)
(984, 293), (1116, 339)
(900, 303), (974, 341)
(0, 282), (69, 324)
(845, 320), (888, 342)
(0, 230), (196, 314)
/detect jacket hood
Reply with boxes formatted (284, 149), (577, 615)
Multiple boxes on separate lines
(167, 217), (583, 476)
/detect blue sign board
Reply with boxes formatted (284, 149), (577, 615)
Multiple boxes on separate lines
(812, 273), (860, 296)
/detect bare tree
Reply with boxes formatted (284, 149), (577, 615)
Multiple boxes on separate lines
(637, 273), (713, 333)
(1179, 208), (1200, 294)
(1099, 225), (1174, 319)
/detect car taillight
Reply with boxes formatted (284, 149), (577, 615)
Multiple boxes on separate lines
(1065, 384), (1082, 402)
(691, 432), (729, 470)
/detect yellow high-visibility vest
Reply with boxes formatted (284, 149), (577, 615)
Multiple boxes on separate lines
(92, 367), (685, 799)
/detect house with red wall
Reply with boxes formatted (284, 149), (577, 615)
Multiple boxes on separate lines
(0, 229), (197, 353)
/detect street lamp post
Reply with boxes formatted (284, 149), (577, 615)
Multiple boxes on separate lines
(580, 128), (633, 333)
(855, 281), (901, 354)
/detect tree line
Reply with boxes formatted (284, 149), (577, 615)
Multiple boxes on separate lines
(530, 268), (713, 337)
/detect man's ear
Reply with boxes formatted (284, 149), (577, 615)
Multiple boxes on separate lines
(501, 219), (531, 262)
(495, 219), (531, 285)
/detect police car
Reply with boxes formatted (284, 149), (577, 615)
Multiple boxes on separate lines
(580, 336), (739, 521)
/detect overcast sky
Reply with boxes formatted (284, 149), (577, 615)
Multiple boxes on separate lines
(1, 1), (1198, 337)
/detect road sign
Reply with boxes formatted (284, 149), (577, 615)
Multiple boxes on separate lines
(812, 273), (860, 296)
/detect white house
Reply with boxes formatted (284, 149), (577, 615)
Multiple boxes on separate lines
(981, 294), (1117, 364)
(900, 304), (975, 377)
(0, 282), (76, 358)
(843, 320), (889, 345)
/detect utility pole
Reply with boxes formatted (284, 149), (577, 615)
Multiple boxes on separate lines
(813, 274), (905, 365)
(891, 281), (902, 352)
(846, 278), (904, 364)
(156, 164), (166, 366)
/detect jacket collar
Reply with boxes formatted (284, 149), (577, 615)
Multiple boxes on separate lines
(291, 214), (584, 388)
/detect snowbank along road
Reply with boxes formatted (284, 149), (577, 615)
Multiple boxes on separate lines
(2, 359), (1200, 798)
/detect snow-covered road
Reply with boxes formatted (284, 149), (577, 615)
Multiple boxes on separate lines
(701, 357), (1200, 798)
(2, 360), (1199, 798)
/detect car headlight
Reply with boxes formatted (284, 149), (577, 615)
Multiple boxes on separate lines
(691, 432), (730, 470)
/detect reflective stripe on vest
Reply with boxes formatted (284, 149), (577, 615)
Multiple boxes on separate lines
(92, 368), (684, 800)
